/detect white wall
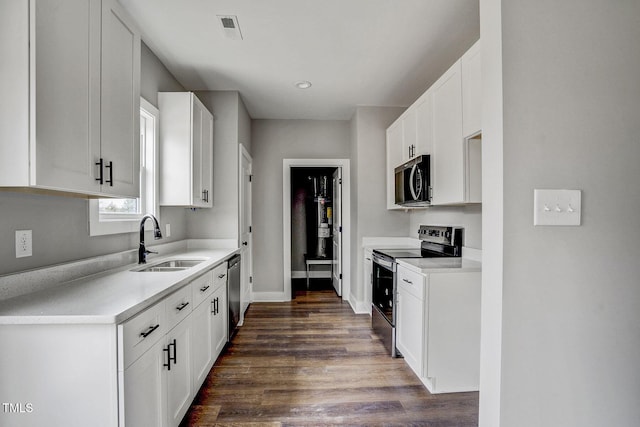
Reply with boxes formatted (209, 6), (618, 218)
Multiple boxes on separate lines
(251, 120), (351, 293)
(0, 43), (187, 276)
(496, 1), (640, 426)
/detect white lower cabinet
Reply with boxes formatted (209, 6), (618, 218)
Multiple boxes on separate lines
(396, 264), (481, 394)
(165, 316), (193, 426)
(121, 266), (228, 427)
(211, 284), (228, 360)
(396, 266), (425, 375)
(122, 339), (166, 427)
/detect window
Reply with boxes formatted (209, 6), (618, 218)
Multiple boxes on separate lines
(89, 97), (159, 236)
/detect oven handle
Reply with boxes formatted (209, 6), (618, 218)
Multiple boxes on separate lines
(372, 253), (394, 270)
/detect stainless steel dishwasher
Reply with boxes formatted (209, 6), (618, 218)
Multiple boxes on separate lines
(227, 254), (241, 339)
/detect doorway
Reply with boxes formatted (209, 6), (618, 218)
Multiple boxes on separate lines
(290, 167), (337, 294)
(283, 159), (351, 303)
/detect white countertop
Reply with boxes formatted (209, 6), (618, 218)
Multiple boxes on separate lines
(397, 257), (482, 274)
(0, 248), (238, 325)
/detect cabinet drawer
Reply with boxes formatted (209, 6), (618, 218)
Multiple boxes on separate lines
(212, 262), (228, 292)
(191, 270), (215, 307)
(121, 300), (166, 369)
(165, 284), (193, 330)
(397, 266), (426, 300)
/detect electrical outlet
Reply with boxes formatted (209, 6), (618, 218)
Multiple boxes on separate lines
(16, 230), (32, 258)
(166, 223), (171, 237)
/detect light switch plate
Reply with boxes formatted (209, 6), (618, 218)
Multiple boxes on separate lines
(534, 189), (581, 226)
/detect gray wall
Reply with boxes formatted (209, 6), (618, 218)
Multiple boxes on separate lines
(251, 120), (351, 293)
(498, 1), (640, 426)
(0, 43), (187, 276)
(350, 106), (408, 302)
(188, 91), (251, 242)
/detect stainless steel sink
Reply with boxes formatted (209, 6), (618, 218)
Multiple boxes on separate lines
(134, 258), (205, 272)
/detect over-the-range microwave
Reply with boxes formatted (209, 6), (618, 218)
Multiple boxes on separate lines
(394, 155), (431, 207)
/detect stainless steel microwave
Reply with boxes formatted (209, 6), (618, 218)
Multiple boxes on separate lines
(394, 155), (431, 206)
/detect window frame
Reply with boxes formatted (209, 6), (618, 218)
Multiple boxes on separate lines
(88, 97), (159, 236)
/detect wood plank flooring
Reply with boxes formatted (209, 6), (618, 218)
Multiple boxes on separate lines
(180, 289), (478, 426)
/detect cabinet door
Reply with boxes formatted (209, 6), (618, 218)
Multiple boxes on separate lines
(123, 339), (166, 427)
(396, 266), (425, 376)
(415, 90), (433, 157)
(200, 106), (214, 207)
(166, 317), (193, 427)
(33, 0), (98, 193)
(191, 300), (213, 391)
(100, 0), (140, 197)
(397, 288), (424, 376)
(191, 96), (204, 206)
(462, 40), (482, 138)
(386, 123), (403, 209)
(211, 285), (228, 360)
(401, 109), (417, 161)
(431, 61), (464, 205)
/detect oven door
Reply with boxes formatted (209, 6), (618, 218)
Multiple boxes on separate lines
(371, 253), (400, 357)
(372, 254), (394, 322)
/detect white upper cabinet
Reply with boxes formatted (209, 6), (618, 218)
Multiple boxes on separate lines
(386, 39), (482, 208)
(462, 40), (482, 138)
(401, 108), (417, 161)
(159, 92), (214, 208)
(100, 0), (141, 197)
(0, 0), (140, 198)
(415, 90), (434, 158)
(386, 122), (403, 209)
(431, 61), (464, 205)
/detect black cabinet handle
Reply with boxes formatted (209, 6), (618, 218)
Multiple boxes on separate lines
(140, 324), (159, 338)
(200, 285), (210, 293)
(170, 339), (177, 365)
(202, 189), (209, 202)
(163, 345), (171, 370)
(242, 242), (248, 246)
(105, 161), (113, 186)
(176, 301), (190, 311)
(95, 158), (104, 185)
(218, 273), (226, 279)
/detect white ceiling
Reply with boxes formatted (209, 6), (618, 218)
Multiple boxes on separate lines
(119, 0), (480, 120)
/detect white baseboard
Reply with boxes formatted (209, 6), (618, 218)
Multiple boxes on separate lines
(291, 270), (332, 279)
(347, 295), (371, 315)
(252, 291), (288, 302)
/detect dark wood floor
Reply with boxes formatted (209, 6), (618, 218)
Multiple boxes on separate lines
(180, 287), (479, 426)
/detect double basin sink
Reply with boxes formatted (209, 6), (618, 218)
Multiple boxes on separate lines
(133, 258), (205, 273)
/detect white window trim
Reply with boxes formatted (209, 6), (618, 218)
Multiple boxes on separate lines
(88, 97), (160, 236)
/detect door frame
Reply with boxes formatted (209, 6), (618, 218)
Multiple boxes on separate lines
(283, 159), (351, 303)
(239, 144), (253, 324)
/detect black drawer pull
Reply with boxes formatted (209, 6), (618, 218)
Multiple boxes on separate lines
(200, 285), (210, 293)
(218, 273), (226, 279)
(140, 324), (159, 338)
(176, 301), (190, 311)
(402, 278), (413, 285)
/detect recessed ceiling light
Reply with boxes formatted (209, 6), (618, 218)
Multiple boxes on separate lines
(295, 81), (312, 89)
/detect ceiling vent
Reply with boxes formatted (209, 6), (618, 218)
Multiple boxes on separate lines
(217, 15), (243, 40)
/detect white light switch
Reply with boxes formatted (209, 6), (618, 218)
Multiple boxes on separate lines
(534, 189), (581, 226)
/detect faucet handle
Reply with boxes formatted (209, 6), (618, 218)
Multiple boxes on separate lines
(145, 249), (158, 255)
